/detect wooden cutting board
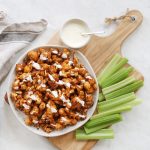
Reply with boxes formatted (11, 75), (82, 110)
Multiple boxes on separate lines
(47, 10), (144, 150)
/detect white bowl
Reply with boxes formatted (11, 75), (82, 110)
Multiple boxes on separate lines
(7, 45), (99, 137)
(60, 19), (91, 49)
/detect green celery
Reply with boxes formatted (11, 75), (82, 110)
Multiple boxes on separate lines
(97, 54), (121, 82)
(76, 128), (114, 140)
(122, 98), (143, 107)
(102, 76), (136, 95)
(98, 92), (136, 111)
(101, 67), (133, 88)
(105, 80), (144, 100)
(92, 105), (131, 119)
(84, 117), (122, 134)
(99, 93), (105, 101)
(85, 114), (121, 128)
(99, 57), (128, 85)
(99, 92), (135, 106)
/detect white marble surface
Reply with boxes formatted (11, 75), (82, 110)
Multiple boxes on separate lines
(0, 0), (150, 150)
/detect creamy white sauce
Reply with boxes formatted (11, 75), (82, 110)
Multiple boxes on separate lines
(59, 71), (64, 76)
(33, 120), (38, 124)
(60, 94), (72, 106)
(37, 79), (41, 84)
(76, 97), (85, 106)
(62, 53), (67, 59)
(30, 94), (38, 101)
(68, 61), (73, 65)
(28, 91), (33, 96)
(23, 74), (33, 82)
(14, 86), (19, 90)
(61, 117), (67, 122)
(48, 74), (55, 81)
(53, 63), (62, 69)
(61, 20), (90, 48)
(74, 67), (79, 71)
(46, 89), (51, 92)
(52, 50), (58, 54)
(51, 124), (56, 127)
(86, 75), (92, 79)
(23, 104), (30, 109)
(40, 54), (48, 60)
(67, 102), (72, 107)
(46, 104), (57, 113)
(60, 94), (67, 102)
(64, 82), (71, 88)
(76, 112), (86, 119)
(40, 83), (46, 88)
(81, 80), (85, 83)
(51, 107), (57, 113)
(32, 62), (41, 70)
(51, 91), (58, 98)
(27, 99), (32, 104)
(57, 80), (64, 85)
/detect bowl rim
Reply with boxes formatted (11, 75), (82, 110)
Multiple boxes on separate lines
(7, 45), (99, 137)
(59, 18), (91, 49)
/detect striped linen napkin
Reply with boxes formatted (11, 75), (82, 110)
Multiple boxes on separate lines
(0, 11), (47, 82)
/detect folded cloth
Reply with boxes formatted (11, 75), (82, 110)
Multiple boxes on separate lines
(0, 17), (47, 82)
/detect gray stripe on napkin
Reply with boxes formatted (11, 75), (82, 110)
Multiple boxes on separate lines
(0, 19), (47, 43)
(0, 33), (39, 42)
(3, 19), (47, 33)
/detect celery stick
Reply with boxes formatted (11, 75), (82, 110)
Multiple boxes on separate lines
(76, 128), (114, 140)
(84, 118), (122, 134)
(98, 93), (136, 111)
(99, 92), (135, 106)
(99, 93), (105, 101)
(101, 67), (133, 88)
(102, 76), (136, 95)
(97, 99), (142, 118)
(85, 114), (121, 128)
(105, 80), (144, 100)
(97, 54), (121, 82)
(99, 57), (128, 85)
(122, 98), (143, 107)
(92, 105), (132, 119)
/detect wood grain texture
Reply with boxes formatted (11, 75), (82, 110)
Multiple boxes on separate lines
(47, 10), (143, 150)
